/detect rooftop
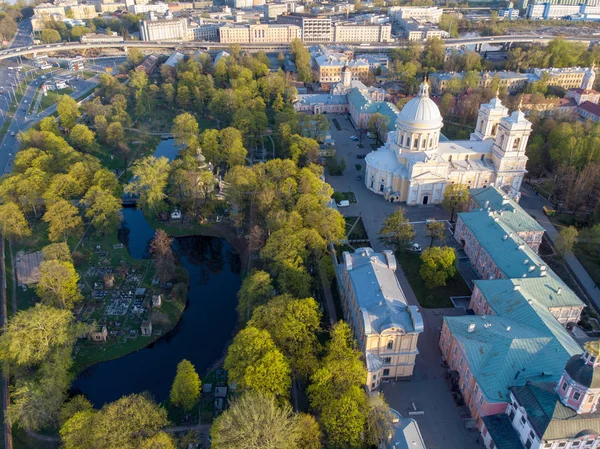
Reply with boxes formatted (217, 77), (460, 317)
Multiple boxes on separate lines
(481, 414), (523, 449)
(511, 381), (600, 440)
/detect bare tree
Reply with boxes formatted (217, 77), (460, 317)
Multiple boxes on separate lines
(149, 230), (176, 282)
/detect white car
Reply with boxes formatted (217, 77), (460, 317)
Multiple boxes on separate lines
(350, 136), (359, 141)
(10, 132), (15, 136)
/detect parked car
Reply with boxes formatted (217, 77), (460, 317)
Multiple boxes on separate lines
(350, 135), (359, 141)
(337, 200), (350, 207)
(356, 154), (366, 159)
(408, 242), (422, 253)
(356, 176), (362, 181)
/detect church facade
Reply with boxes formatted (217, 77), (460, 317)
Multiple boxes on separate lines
(364, 81), (532, 205)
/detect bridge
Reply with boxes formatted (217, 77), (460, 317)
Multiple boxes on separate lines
(0, 34), (598, 61)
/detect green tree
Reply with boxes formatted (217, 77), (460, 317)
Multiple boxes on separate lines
(320, 387), (366, 449)
(60, 393), (171, 449)
(442, 183), (469, 222)
(237, 270), (275, 324)
(127, 47), (145, 66)
(0, 202), (30, 240)
(56, 95), (81, 130)
(170, 359), (201, 412)
(41, 28), (60, 43)
(296, 413), (322, 449)
(69, 124), (96, 153)
(43, 174), (84, 203)
(125, 156), (172, 215)
(36, 260), (83, 309)
(211, 392), (299, 449)
(420, 246), (457, 288)
(367, 113), (390, 144)
(378, 209), (415, 252)
(43, 199), (83, 242)
(220, 127), (247, 168)
(248, 295), (321, 379)
(364, 394), (394, 447)
(172, 112), (199, 148)
(425, 220), (446, 248)
(60, 395), (93, 427)
(40, 116), (60, 135)
(81, 186), (122, 235)
(423, 37), (445, 69)
(224, 327), (290, 399)
(0, 304), (83, 366)
(42, 242), (72, 262)
(556, 226), (579, 255)
(291, 38), (312, 83)
(106, 121), (125, 148)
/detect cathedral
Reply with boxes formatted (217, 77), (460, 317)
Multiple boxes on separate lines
(364, 81), (532, 205)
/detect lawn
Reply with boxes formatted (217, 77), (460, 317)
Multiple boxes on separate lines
(39, 87), (75, 110)
(334, 191), (357, 203)
(345, 216), (369, 241)
(396, 250), (471, 309)
(574, 245), (600, 288)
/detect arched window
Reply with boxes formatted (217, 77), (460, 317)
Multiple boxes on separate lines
(414, 139), (418, 149)
(499, 134), (505, 146)
(406, 137), (411, 148)
(465, 155), (469, 161)
(513, 138), (520, 149)
(491, 124), (498, 136)
(481, 154), (485, 161)
(478, 119), (483, 132)
(448, 155), (453, 162)
(400, 134), (404, 146)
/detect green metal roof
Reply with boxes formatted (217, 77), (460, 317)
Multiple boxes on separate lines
(510, 382), (600, 440)
(444, 314), (581, 404)
(458, 210), (545, 279)
(469, 187), (544, 234)
(482, 414), (524, 449)
(347, 87), (399, 130)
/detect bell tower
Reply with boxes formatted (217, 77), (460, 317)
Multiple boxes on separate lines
(471, 90), (509, 141)
(583, 63), (596, 91)
(556, 340), (600, 414)
(491, 99), (531, 197)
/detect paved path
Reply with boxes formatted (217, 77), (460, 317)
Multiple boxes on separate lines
(520, 183), (600, 311)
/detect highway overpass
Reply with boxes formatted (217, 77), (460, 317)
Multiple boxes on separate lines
(0, 34), (598, 61)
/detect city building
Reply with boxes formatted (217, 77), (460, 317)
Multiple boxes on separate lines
(403, 21), (447, 41)
(164, 51), (184, 69)
(348, 87), (399, 129)
(388, 6), (443, 24)
(129, 2), (169, 14)
(265, 3), (289, 20)
(68, 57), (85, 71)
(526, 2), (600, 19)
(482, 341), (600, 449)
(190, 22), (220, 41)
(498, 3), (521, 19)
(364, 83), (530, 204)
(430, 67), (592, 95)
(34, 3), (67, 19)
(140, 17), (189, 41)
(80, 33), (124, 43)
(338, 247), (423, 391)
(218, 24), (301, 43)
(332, 23), (392, 43)
(277, 13), (332, 42)
(136, 54), (159, 74)
(311, 48), (370, 83)
(388, 409), (427, 449)
(66, 4), (97, 19)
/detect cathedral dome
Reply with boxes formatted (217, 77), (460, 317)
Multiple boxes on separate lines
(397, 81), (443, 126)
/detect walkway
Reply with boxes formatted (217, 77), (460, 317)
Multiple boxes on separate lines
(519, 184), (600, 311)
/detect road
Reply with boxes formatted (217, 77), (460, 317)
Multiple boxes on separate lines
(0, 33), (599, 60)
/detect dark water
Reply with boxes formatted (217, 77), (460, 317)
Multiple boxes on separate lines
(72, 209), (241, 406)
(153, 138), (181, 161)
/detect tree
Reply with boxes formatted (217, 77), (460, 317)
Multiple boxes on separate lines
(43, 199), (83, 242)
(211, 392), (299, 449)
(42, 242), (72, 262)
(0, 304), (83, 367)
(442, 183), (469, 222)
(172, 112), (199, 148)
(248, 295), (321, 379)
(419, 246), (457, 288)
(291, 38), (312, 83)
(127, 48), (145, 66)
(0, 202), (30, 240)
(423, 37), (445, 69)
(296, 413), (322, 449)
(364, 394), (394, 447)
(81, 186), (122, 235)
(69, 124), (96, 153)
(60, 393), (171, 449)
(149, 229), (176, 283)
(224, 327), (290, 399)
(220, 127), (247, 168)
(170, 359), (201, 412)
(40, 116), (60, 135)
(378, 209), (415, 252)
(106, 121), (125, 148)
(237, 270), (275, 324)
(556, 226), (579, 255)
(36, 260), (83, 309)
(125, 156), (172, 215)
(41, 28), (60, 44)
(60, 395), (93, 427)
(56, 95), (81, 130)
(368, 113), (390, 144)
(425, 220), (446, 248)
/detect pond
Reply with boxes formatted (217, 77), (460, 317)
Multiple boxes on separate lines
(72, 209), (241, 406)
(153, 138), (181, 162)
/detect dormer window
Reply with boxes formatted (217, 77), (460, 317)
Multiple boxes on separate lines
(573, 391), (581, 401)
(387, 341), (393, 350)
(562, 381), (568, 391)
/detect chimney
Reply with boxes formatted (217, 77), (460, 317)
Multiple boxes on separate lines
(557, 287), (562, 295)
(343, 252), (352, 271)
(506, 326), (511, 332)
(383, 249), (397, 271)
(523, 259), (529, 265)
(503, 234), (508, 240)
(484, 200), (490, 208)
(468, 322), (475, 333)
(514, 284), (521, 291)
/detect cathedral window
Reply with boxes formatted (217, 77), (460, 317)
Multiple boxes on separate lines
(481, 154), (485, 161)
(400, 134), (404, 146)
(406, 137), (411, 148)
(414, 139), (418, 149)
(500, 134), (505, 146)
(513, 138), (520, 149)
(478, 120), (483, 132)
(448, 155), (452, 162)
(492, 124), (498, 135)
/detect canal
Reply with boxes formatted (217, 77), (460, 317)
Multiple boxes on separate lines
(72, 208), (241, 406)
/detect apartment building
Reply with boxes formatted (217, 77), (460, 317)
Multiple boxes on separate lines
(130, 2), (169, 14)
(34, 3), (67, 18)
(218, 24), (301, 43)
(527, 2), (600, 19)
(140, 17), (189, 41)
(191, 23), (220, 41)
(338, 248), (423, 391)
(312, 51), (370, 83)
(277, 13), (332, 42)
(332, 23), (392, 43)
(66, 4), (97, 19)
(388, 6), (443, 24)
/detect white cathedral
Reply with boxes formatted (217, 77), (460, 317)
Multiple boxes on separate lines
(364, 81), (533, 205)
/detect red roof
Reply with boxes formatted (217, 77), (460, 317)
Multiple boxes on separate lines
(578, 100), (600, 118)
(569, 88), (599, 95)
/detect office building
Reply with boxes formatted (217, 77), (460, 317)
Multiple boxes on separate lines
(66, 4), (97, 19)
(388, 6), (443, 24)
(527, 1), (600, 18)
(218, 24), (301, 43)
(129, 2), (169, 14)
(332, 23), (392, 43)
(140, 17), (189, 41)
(277, 13), (332, 42)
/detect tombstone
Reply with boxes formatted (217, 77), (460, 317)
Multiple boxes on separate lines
(140, 320), (152, 337)
(104, 274), (115, 289)
(89, 325), (108, 342)
(152, 294), (162, 308)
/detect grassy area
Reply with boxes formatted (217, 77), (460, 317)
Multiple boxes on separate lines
(333, 191), (357, 203)
(345, 216), (369, 241)
(39, 87), (75, 110)
(574, 245), (600, 288)
(396, 251), (471, 309)
(13, 428), (60, 449)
